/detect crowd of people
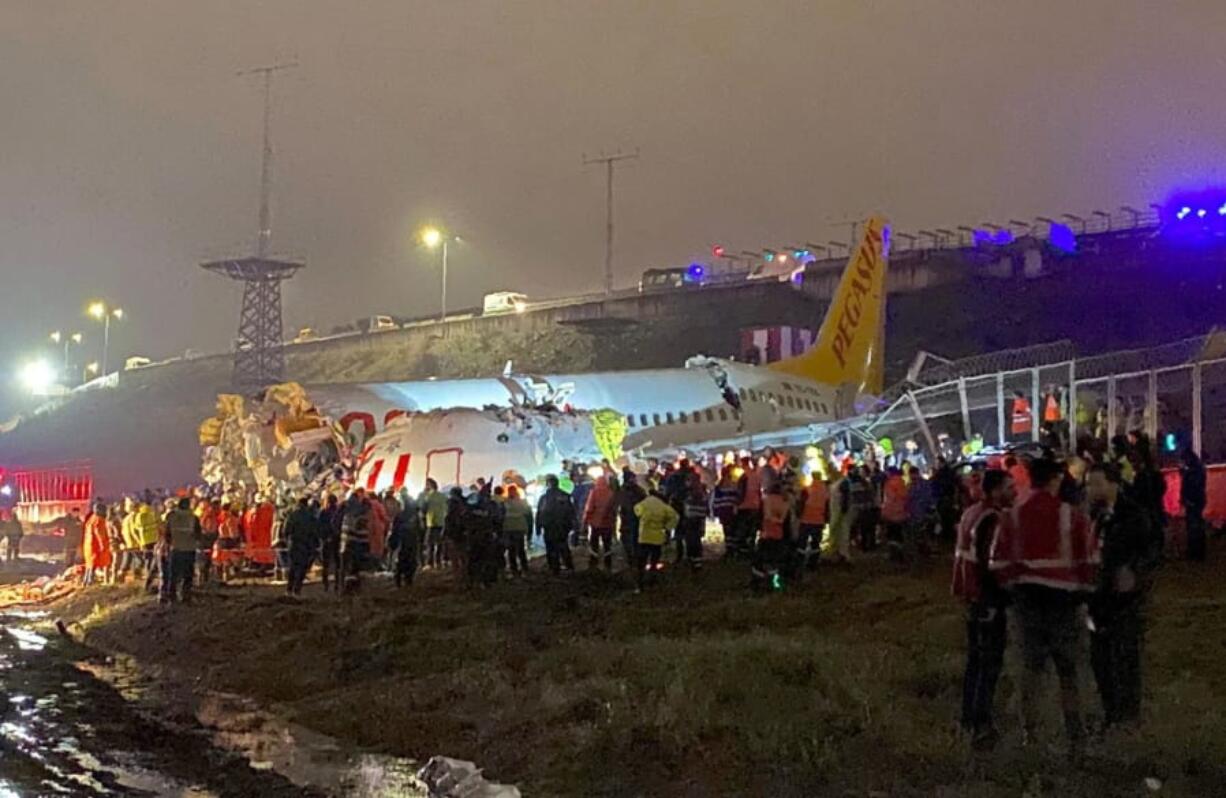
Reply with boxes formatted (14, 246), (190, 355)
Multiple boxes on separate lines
(6, 427), (1211, 759)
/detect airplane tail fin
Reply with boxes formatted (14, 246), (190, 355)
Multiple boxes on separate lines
(769, 216), (890, 396)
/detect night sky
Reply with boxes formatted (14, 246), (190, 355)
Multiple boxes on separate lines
(3, 1), (1224, 413)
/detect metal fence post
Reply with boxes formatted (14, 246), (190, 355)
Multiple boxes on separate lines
(1068, 360), (1078, 448)
(1107, 375), (1117, 441)
(1147, 370), (1158, 441)
(1031, 367), (1041, 443)
(996, 372), (1006, 447)
(1193, 363), (1203, 456)
(958, 377), (972, 441)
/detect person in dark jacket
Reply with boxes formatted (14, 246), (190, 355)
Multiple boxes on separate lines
(282, 496), (318, 596)
(615, 471), (647, 570)
(536, 475), (576, 575)
(1087, 462), (1161, 729)
(339, 490), (372, 594)
(465, 486), (504, 587)
(392, 493), (421, 587)
(318, 494), (342, 592)
(1180, 448), (1208, 562)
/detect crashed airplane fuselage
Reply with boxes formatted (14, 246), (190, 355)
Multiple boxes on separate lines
(311, 216), (891, 459)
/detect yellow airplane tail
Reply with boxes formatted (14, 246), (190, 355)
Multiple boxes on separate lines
(769, 215), (890, 396)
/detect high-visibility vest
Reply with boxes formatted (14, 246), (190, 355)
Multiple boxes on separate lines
(989, 491), (1098, 592)
(1011, 397), (1033, 434)
(1043, 394), (1061, 423)
(760, 494), (789, 540)
(881, 475), (909, 523)
(799, 482), (829, 525)
(738, 470), (763, 511)
(952, 502), (997, 602)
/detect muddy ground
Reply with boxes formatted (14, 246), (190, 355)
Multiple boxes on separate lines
(47, 547), (1226, 797)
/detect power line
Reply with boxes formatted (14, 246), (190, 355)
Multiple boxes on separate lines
(583, 148), (638, 294)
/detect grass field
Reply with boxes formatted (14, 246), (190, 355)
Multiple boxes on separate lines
(56, 546), (1226, 797)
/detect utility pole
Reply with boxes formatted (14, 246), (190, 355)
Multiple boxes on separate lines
(583, 149), (638, 293)
(238, 61), (298, 257)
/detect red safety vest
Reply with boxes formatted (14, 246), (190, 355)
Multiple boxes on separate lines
(739, 470), (763, 511)
(989, 491), (1098, 592)
(760, 493), (788, 540)
(1011, 397), (1033, 435)
(951, 502), (997, 602)
(799, 482), (829, 525)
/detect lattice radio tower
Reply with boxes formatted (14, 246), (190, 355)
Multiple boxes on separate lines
(202, 61), (302, 388)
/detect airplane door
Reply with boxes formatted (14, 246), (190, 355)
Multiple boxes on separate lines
(426, 447), (463, 490)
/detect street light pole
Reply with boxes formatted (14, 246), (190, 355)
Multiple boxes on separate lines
(102, 314), (110, 376)
(440, 237), (449, 322)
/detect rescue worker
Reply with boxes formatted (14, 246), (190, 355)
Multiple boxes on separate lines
(709, 467), (739, 550)
(245, 495), (277, 574)
(879, 467), (909, 548)
(339, 490), (372, 593)
(536, 475), (576, 575)
(367, 490), (390, 567)
(82, 502), (112, 586)
(752, 482), (793, 590)
(501, 485), (533, 578)
(952, 469), (1016, 750)
(990, 458), (1099, 758)
(796, 474), (829, 571)
(633, 489), (679, 592)
(1180, 448), (1207, 562)
(282, 496), (318, 596)
(162, 497), (202, 604)
(1011, 390), (1033, 438)
(318, 494), (342, 591)
(212, 502), (243, 584)
(731, 458), (763, 558)
(583, 475), (618, 571)
(0, 509), (23, 565)
(1087, 462), (1160, 729)
(419, 479), (448, 569)
(681, 471), (708, 569)
(393, 491), (421, 587)
(615, 471), (648, 570)
(197, 498), (220, 585)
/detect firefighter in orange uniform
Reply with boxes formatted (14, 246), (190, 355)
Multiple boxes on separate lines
(1010, 391), (1033, 437)
(990, 458), (1099, 757)
(82, 501), (113, 586)
(952, 469), (1016, 750)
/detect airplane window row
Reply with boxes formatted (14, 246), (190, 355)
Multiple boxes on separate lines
(735, 387), (829, 415)
(625, 407), (729, 428)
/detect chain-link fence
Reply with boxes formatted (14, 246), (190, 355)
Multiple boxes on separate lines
(864, 335), (1226, 465)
